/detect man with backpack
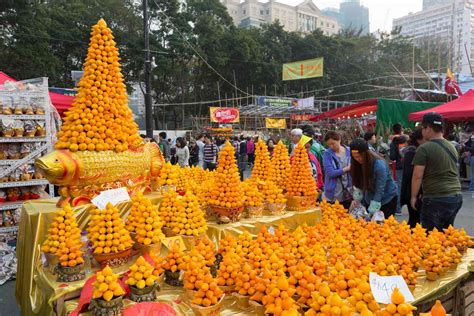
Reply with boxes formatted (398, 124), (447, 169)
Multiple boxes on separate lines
(411, 113), (462, 231)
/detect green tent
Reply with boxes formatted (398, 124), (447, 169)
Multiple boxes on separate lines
(376, 99), (441, 135)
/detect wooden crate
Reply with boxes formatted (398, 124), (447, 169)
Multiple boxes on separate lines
(416, 274), (474, 315)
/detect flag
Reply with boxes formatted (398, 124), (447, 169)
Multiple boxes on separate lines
(299, 134), (312, 146)
(444, 68), (463, 96)
(282, 58), (323, 81)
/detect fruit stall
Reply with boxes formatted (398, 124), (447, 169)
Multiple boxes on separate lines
(14, 19), (474, 316)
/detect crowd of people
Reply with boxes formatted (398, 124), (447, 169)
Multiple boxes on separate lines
(154, 112), (466, 232)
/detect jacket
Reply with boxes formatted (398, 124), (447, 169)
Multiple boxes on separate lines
(322, 146), (352, 201)
(362, 159), (398, 206)
(389, 136), (407, 170)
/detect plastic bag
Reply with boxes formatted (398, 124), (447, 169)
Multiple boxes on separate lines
(0, 242), (17, 285)
(13, 120), (24, 137)
(349, 205), (369, 221)
(7, 145), (20, 159)
(24, 120), (36, 137)
(371, 210), (385, 225)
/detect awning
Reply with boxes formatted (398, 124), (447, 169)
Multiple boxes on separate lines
(408, 89), (474, 122)
(310, 99), (378, 122)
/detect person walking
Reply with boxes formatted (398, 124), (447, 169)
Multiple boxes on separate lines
(322, 131), (352, 209)
(363, 132), (377, 152)
(196, 134), (205, 168)
(267, 139), (275, 157)
(238, 135), (247, 180)
(289, 129), (303, 156)
(246, 136), (255, 165)
(189, 140), (199, 167)
(390, 127), (408, 216)
(350, 138), (398, 219)
(175, 137), (190, 167)
(411, 113), (462, 231)
(400, 129), (425, 228)
(203, 135), (218, 171)
(464, 133), (474, 191)
(158, 132), (171, 161)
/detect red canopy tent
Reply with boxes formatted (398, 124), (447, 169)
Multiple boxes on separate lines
(409, 89), (474, 122)
(0, 71), (73, 115)
(310, 99), (378, 122)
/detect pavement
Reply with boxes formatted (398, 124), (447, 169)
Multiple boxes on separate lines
(0, 191), (472, 316)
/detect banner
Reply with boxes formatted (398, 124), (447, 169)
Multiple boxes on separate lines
(296, 96), (314, 109)
(209, 107), (240, 123)
(282, 57), (323, 81)
(256, 96), (296, 107)
(291, 114), (313, 121)
(265, 118), (286, 129)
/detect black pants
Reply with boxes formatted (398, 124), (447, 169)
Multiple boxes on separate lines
(407, 204), (420, 228)
(380, 196), (397, 219)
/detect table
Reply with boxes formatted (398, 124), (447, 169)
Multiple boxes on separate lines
(15, 195), (321, 316)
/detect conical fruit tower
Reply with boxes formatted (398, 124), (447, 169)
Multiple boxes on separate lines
(209, 141), (244, 222)
(55, 19), (142, 152)
(88, 203), (134, 267)
(250, 139), (275, 182)
(167, 190), (207, 236)
(286, 143), (317, 211)
(272, 140), (291, 191)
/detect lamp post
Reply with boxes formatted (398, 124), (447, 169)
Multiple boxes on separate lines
(143, 0), (154, 138)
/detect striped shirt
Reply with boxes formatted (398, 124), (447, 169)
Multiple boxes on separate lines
(203, 144), (217, 162)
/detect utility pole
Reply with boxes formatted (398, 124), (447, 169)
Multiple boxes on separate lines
(143, 0), (153, 138)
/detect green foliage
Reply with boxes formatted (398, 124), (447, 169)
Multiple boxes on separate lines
(0, 0), (448, 128)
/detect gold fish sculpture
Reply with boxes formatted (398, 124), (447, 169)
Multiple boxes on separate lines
(35, 142), (163, 206)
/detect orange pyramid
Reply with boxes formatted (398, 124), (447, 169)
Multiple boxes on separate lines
(55, 19), (142, 152)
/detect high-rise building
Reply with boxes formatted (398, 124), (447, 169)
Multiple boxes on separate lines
(393, 0), (474, 75)
(423, 0), (447, 10)
(220, 0), (341, 36)
(339, 0), (370, 35)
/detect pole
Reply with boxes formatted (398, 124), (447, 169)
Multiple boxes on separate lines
(217, 81), (221, 107)
(233, 70), (238, 105)
(464, 43), (473, 76)
(143, 0), (153, 138)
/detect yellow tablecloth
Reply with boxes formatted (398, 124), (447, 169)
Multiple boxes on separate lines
(15, 195), (321, 316)
(60, 249), (474, 316)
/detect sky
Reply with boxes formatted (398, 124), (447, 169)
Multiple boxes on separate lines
(278, 0), (422, 32)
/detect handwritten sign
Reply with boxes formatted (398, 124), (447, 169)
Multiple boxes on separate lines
(91, 187), (131, 210)
(369, 272), (414, 304)
(162, 236), (187, 252)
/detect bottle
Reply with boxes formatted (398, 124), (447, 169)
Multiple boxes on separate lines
(430, 300), (446, 316)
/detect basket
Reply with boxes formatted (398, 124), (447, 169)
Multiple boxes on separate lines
(162, 227), (177, 237)
(245, 205), (264, 218)
(232, 293), (250, 308)
(129, 283), (157, 302)
(55, 263), (86, 282)
(90, 296), (124, 316)
(190, 294), (225, 316)
(130, 232), (137, 244)
(44, 253), (58, 267)
(164, 269), (183, 287)
(135, 242), (161, 256)
(209, 205), (244, 223)
(286, 195), (317, 212)
(266, 202), (286, 215)
(220, 284), (235, 294)
(181, 234), (205, 250)
(93, 247), (132, 268)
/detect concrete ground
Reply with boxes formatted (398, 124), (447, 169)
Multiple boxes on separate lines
(0, 191), (472, 316)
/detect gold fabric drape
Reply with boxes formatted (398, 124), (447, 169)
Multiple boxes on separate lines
(15, 196), (320, 316)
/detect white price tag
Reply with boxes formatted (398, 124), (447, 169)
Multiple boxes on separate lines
(91, 187), (131, 210)
(369, 272), (414, 304)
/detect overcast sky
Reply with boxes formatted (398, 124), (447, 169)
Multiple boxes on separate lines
(278, 0), (422, 32)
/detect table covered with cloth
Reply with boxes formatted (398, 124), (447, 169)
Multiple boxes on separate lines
(15, 194), (321, 316)
(62, 249), (474, 315)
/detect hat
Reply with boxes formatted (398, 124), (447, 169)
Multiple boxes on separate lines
(350, 138), (369, 154)
(291, 128), (303, 136)
(422, 112), (443, 126)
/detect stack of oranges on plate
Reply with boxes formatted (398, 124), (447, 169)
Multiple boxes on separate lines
(126, 192), (164, 246)
(92, 266), (125, 302)
(271, 140), (291, 191)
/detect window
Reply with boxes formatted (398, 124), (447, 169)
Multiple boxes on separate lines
(260, 10), (263, 15)
(321, 21), (324, 26)
(332, 24), (335, 28)
(266, 9), (269, 15)
(243, 9), (246, 15)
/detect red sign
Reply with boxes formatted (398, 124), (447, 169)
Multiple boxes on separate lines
(210, 107), (240, 123)
(291, 114), (313, 121)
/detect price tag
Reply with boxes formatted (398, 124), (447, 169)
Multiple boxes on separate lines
(91, 187), (130, 210)
(162, 236), (187, 252)
(268, 226), (275, 235)
(369, 272), (414, 304)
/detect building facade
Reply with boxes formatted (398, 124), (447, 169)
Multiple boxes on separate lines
(393, 0), (474, 75)
(423, 0), (447, 10)
(339, 0), (370, 35)
(220, 0), (341, 36)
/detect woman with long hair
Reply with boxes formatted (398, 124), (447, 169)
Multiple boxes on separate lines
(400, 129), (425, 227)
(175, 137), (190, 167)
(322, 131), (352, 209)
(350, 138), (398, 219)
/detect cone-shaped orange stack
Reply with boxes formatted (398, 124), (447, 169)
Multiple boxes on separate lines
(209, 141), (244, 208)
(55, 19), (142, 152)
(286, 143), (317, 197)
(272, 140), (291, 191)
(250, 139), (275, 182)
